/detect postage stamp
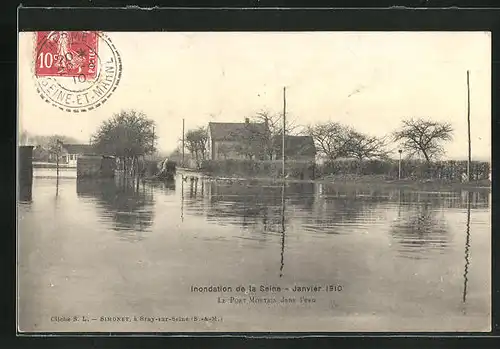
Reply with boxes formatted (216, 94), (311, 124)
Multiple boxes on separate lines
(33, 31), (122, 113)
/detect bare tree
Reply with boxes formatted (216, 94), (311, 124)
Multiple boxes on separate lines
(251, 110), (301, 159)
(306, 121), (352, 161)
(347, 131), (389, 161)
(393, 118), (453, 162)
(216, 143), (232, 160)
(47, 136), (65, 162)
(253, 110), (300, 136)
(185, 127), (208, 167)
(234, 122), (268, 160)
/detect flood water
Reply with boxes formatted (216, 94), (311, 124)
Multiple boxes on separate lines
(17, 172), (491, 332)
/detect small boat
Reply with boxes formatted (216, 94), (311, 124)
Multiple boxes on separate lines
(143, 159), (177, 182)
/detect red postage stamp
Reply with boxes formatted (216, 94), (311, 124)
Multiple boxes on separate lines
(35, 31), (99, 80)
(32, 31), (121, 113)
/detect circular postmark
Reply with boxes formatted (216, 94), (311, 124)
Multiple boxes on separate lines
(33, 31), (122, 113)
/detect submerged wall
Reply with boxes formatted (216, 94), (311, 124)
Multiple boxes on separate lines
(77, 155), (116, 179)
(19, 146), (34, 201)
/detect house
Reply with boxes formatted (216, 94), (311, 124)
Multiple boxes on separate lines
(49, 144), (95, 167)
(273, 135), (316, 162)
(207, 118), (269, 160)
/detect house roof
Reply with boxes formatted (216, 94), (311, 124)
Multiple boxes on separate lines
(62, 144), (95, 155)
(273, 135), (316, 156)
(208, 122), (268, 141)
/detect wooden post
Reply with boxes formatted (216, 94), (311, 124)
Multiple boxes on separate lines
(282, 87), (286, 179)
(56, 139), (62, 180)
(398, 149), (402, 180)
(56, 151), (59, 179)
(467, 70), (471, 182)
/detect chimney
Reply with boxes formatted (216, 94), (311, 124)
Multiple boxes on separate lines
(245, 117), (249, 124)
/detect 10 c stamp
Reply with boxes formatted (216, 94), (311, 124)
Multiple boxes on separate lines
(34, 31), (122, 113)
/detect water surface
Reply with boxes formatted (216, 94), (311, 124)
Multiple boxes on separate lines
(18, 173), (491, 332)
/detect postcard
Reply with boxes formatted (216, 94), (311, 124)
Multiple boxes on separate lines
(17, 31), (491, 333)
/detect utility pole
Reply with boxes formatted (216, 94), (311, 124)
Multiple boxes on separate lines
(280, 86), (286, 277)
(467, 70), (471, 182)
(282, 87), (286, 179)
(56, 147), (59, 179)
(182, 118), (185, 168)
(55, 139), (63, 194)
(56, 139), (63, 180)
(398, 149), (402, 180)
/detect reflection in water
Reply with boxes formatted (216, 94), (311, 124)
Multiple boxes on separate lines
(73, 176), (490, 294)
(390, 190), (488, 260)
(280, 183), (286, 278)
(304, 186), (392, 235)
(391, 200), (449, 259)
(198, 182), (314, 229)
(19, 183), (32, 203)
(146, 180), (176, 194)
(463, 191), (472, 310)
(199, 182), (285, 228)
(19, 176), (491, 331)
(181, 177), (184, 222)
(76, 179), (156, 241)
(181, 179), (490, 266)
(286, 182), (315, 210)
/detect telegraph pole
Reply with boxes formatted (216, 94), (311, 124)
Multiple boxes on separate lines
(282, 87), (286, 179)
(56, 139), (63, 180)
(467, 70), (471, 182)
(55, 139), (63, 195)
(280, 86), (287, 277)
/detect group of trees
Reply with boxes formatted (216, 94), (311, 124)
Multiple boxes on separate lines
(184, 127), (208, 166)
(179, 110), (454, 165)
(306, 122), (389, 162)
(83, 109), (455, 176)
(307, 117), (453, 163)
(18, 130), (82, 162)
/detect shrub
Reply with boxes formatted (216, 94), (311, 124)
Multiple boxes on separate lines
(317, 159), (489, 180)
(200, 159), (316, 179)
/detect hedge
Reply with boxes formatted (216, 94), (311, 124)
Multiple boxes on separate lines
(317, 159), (490, 180)
(200, 158), (490, 181)
(200, 159), (316, 179)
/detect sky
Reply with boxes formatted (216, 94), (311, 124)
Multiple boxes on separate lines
(19, 31), (491, 160)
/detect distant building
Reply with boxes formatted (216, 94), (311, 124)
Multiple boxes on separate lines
(207, 118), (269, 160)
(207, 119), (317, 162)
(49, 144), (95, 166)
(273, 135), (316, 162)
